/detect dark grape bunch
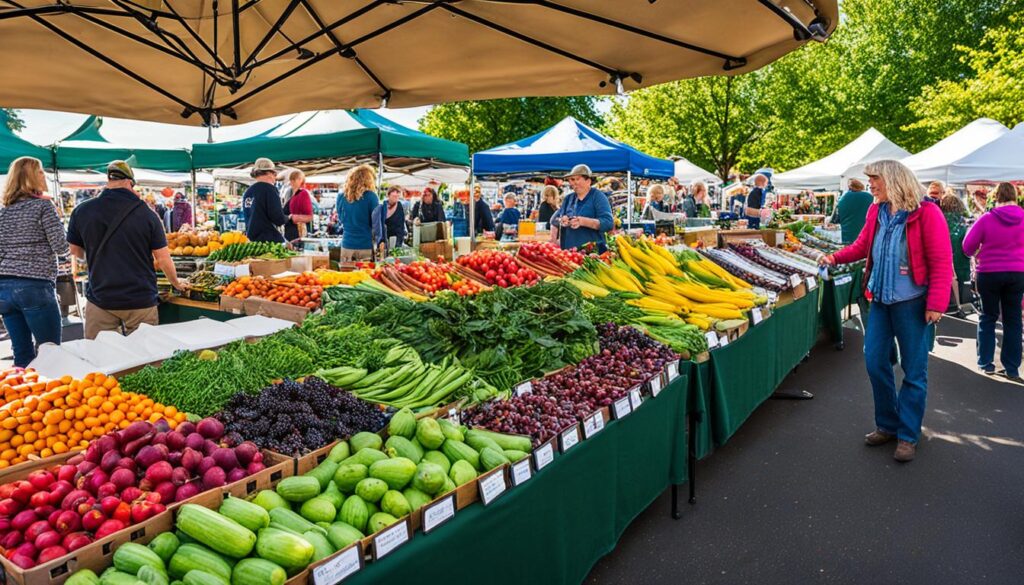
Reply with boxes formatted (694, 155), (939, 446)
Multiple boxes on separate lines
(463, 324), (678, 446)
(215, 377), (387, 455)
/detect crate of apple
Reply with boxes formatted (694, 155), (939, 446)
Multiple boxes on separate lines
(456, 250), (538, 288)
(0, 417), (265, 569)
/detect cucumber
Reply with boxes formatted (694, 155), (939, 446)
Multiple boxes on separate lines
(303, 459), (339, 491)
(326, 441), (350, 463)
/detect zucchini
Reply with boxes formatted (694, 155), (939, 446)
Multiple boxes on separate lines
(449, 460), (477, 486)
(387, 408), (417, 439)
(437, 418), (464, 442)
(177, 504), (257, 559)
(231, 558), (286, 585)
(250, 490), (288, 512)
(340, 448), (388, 468)
(402, 488), (431, 512)
(384, 436), (423, 463)
(380, 490), (411, 518)
(299, 497), (338, 524)
(301, 530), (335, 562)
(254, 527), (314, 571)
(333, 463), (368, 493)
(464, 431), (503, 454)
(219, 497), (271, 532)
(349, 432), (382, 452)
(320, 481), (344, 508)
(268, 507), (325, 536)
(467, 428), (532, 452)
(368, 457), (417, 490)
(411, 461), (446, 495)
(113, 542), (166, 575)
(66, 570), (101, 585)
(421, 450), (451, 475)
(479, 447), (510, 472)
(168, 544), (233, 582)
(326, 522), (364, 550)
(367, 512), (398, 534)
(503, 449), (529, 463)
(148, 532), (180, 565)
(99, 571), (141, 585)
(303, 460), (339, 491)
(441, 440), (480, 471)
(354, 478), (389, 503)
(274, 476), (321, 503)
(182, 571), (226, 585)
(138, 566), (169, 585)
(415, 418), (445, 450)
(337, 495), (368, 533)
(326, 441), (350, 464)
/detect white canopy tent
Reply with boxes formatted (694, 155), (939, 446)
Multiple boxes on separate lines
(0, 169), (214, 190)
(212, 166), (470, 187)
(773, 128), (910, 190)
(672, 157), (721, 185)
(899, 118), (1009, 184)
(922, 123), (1024, 184)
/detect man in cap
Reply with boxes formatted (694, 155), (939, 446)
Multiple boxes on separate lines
(241, 158), (287, 243)
(67, 160), (186, 339)
(550, 164), (614, 252)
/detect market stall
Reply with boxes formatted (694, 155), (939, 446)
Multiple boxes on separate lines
(899, 118), (1008, 184)
(773, 127), (910, 190)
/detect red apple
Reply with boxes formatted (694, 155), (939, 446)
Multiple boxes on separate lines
(99, 496), (121, 517)
(96, 482), (118, 499)
(93, 519), (124, 539)
(0, 483), (16, 499)
(81, 509), (105, 533)
(36, 545), (67, 564)
(56, 465), (76, 484)
(1, 530), (22, 549)
(60, 489), (90, 511)
(62, 531), (91, 551)
(34, 530), (61, 550)
(119, 487), (142, 503)
(11, 482), (34, 504)
(27, 470), (55, 491)
(130, 501), (155, 524)
(49, 480), (73, 503)
(0, 497), (22, 516)
(112, 502), (131, 524)
(54, 510), (81, 535)
(25, 519), (51, 542)
(8, 553), (35, 569)
(29, 490), (52, 509)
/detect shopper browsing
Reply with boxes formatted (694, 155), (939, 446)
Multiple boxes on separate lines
(537, 185), (560, 225)
(820, 160), (952, 462)
(283, 169), (314, 241)
(645, 184), (668, 216)
(691, 181), (711, 218)
(831, 179), (873, 244)
(171, 192), (192, 232)
(67, 160), (186, 339)
(550, 164), (614, 252)
(242, 158), (287, 243)
(962, 182), (1024, 382)
(0, 157), (69, 366)
(379, 186), (407, 254)
(744, 174), (768, 228)
(336, 164), (380, 261)
(495, 194), (522, 241)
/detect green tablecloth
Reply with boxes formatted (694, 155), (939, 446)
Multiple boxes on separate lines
(688, 360), (714, 460)
(821, 271), (863, 343)
(345, 373), (689, 585)
(707, 289), (821, 446)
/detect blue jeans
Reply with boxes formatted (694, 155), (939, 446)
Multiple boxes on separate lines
(864, 296), (932, 443)
(0, 278), (62, 367)
(976, 271), (1024, 377)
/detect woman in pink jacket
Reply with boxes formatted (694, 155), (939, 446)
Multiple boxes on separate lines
(820, 160), (953, 463)
(962, 182), (1024, 382)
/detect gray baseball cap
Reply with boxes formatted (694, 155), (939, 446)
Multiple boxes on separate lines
(563, 164), (592, 179)
(250, 157), (279, 177)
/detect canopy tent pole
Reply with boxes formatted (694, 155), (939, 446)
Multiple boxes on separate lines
(469, 176), (477, 251)
(190, 169), (198, 228)
(627, 171), (633, 227)
(51, 168), (64, 218)
(377, 152), (385, 193)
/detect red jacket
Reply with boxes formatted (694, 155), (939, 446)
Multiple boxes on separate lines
(833, 201), (953, 313)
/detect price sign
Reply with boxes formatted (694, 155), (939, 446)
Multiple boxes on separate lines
(372, 519), (410, 561)
(768, 291), (780, 304)
(806, 276), (818, 290)
(705, 331), (720, 349)
(213, 263), (237, 278)
(510, 458), (532, 486)
(789, 273), (802, 287)
(629, 387), (643, 410)
(421, 494), (456, 534)
(478, 469), (508, 506)
(582, 412), (605, 439)
(612, 397), (632, 419)
(834, 274), (853, 286)
(648, 375), (663, 398)
(667, 361), (680, 382)
(514, 381), (533, 397)
(719, 335), (730, 347)
(313, 543), (362, 585)
(559, 426), (580, 452)
(533, 440), (555, 470)
(752, 308), (763, 325)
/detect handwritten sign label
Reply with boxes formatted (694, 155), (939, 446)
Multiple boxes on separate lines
(478, 469), (507, 506)
(629, 388), (643, 410)
(649, 375), (663, 397)
(510, 458), (532, 486)
(582, 412), (605, 439)
(422, 494), (456, 534)
(533, 441), (555, 470)
(559, 426), (580, 452)
(768, 291), (780, 304)
(447, 408), (460, 425)
(213, 263), (237, 278)
(806, 276), (818, 290)
(752, 308), (763, 325)
(789, 273), (802, 287)
(372, 519), (410, 560)
(705, 332), (720, 349)
(612, 397), (632, 419)
(514, 381), (533, 397)
(667, 361), (680, 382)
(312, 543), (362, 585)
(719, 335), (730, 347)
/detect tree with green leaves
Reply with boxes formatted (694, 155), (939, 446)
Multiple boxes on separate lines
(1, 109), (23, 132)
(906, 14), (1024, 137)
(419, 97), (601, 153)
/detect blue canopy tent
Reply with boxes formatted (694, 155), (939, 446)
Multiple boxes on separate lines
(473, 117), (673, 227)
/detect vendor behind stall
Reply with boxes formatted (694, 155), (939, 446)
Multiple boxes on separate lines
(495, 194), (522, 241)
(744, 174), (768, 228)
(411, 187), (445, 224)
(550, 165), (614, 252)
(242, 158), (286, 243)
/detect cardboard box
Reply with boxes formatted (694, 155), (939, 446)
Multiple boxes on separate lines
(243, 296), (313, 323)
(219, 293), (246, 315)
(681, 227), (720, 248)
(248, 258), (289, 277)
(419, 221), (448, 243)
(420, 240), (453, 261)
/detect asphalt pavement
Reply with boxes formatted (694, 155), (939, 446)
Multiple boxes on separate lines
(587, 316), (1024, 585)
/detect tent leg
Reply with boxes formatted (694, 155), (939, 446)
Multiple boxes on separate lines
(626, 171), (633, 227)
(469, 178), (477, 251)
(377, 152), (385, 193)
(190, 170), (198, 228)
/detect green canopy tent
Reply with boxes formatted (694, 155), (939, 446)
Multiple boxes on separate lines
(0, 110), (52, 170)
(190, 109), (469, 176)
(52, 116), (194, 172)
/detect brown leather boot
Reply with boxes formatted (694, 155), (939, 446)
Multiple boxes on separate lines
(864, 429), (896, 446)
(893, 440), (916, 462)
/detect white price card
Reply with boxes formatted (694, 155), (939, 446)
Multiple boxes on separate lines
(372, 519), (410, 560)
(510, 458), (532, 486)
(612, 397), (632, 420)
(213, 263), (236, 278)
(768, 291), (780, 304)
(719, 334), (730, 347)
(559, 426), (580, 452)
(447, 408), (460, 425)
(834, 274), (853, 286)
(649, 375), (663, 398)
(582, 412), (605, 438)
(751, 308), (763, 325)
(789, 273), (802, 287)
(478, 469), (508, 506)
(533, 441), (555, 470)
(667, 361), (680, 382)
(313, 543), (362, 585)
(629, 388), (643, 410)
(705, 331), (720, 349)
(806, 276), (818, 290)
(422, 494), (456, 534)
(514, 380), (533, 397)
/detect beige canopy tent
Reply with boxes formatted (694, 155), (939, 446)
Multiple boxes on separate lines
(0, 1), (836, 126)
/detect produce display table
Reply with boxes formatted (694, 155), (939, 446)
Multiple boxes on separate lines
(345, 373), (689, 585)
(158, 296), (237, 324)
(820, 271), (863, 346)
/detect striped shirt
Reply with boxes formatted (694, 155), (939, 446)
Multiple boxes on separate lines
(0, 197), (69, 282)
